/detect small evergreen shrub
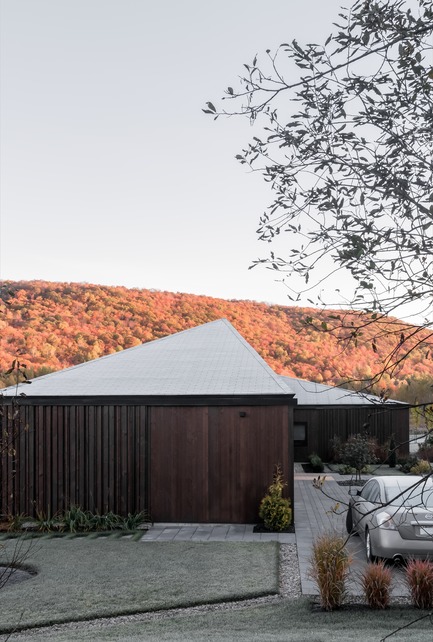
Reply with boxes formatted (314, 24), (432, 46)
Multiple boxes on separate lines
(259, 465), (292, 532)
(405, 559), (433, 609)
(361, 561), (392, 609)
(309, 532), (350, 611)
(410, 459), (432, 475)
(308, 452), (324, 473)
(388, 436), (397, 468)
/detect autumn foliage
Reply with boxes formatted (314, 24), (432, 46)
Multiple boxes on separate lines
(0, 280), (432, 397)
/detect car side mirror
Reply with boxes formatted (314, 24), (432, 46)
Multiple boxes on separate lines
(349, 488), (360, 496)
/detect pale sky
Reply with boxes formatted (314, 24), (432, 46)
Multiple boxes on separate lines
(0, 0), (350, 307)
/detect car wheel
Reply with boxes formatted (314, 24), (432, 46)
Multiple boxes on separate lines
(365, 528), (377, 563)
(346, 506), (355, 534)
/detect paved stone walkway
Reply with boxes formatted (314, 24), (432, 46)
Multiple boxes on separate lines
(140, 522), (295, 543)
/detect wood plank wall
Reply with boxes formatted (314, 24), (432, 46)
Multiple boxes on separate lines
(1, 402), (293, 523)
(1, 405), (148, 517)
(150, 405), (292, 523)
(294, 405), (409, 462)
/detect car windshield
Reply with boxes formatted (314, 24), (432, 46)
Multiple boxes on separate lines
(386, 481), (433, 509)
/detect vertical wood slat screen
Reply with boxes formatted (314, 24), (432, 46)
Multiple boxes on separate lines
(293, 405), (409, 462)
(1, 405), (148, 518)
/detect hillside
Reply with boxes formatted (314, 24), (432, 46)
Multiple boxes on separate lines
(1, 280), (432, 398)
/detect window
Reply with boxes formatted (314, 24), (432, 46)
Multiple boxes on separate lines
(360, 481), (381, 503)
(294, 423), (308, 447)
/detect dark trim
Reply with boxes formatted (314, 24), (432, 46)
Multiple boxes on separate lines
(295, 402), (406, 410)
(2, 394), (297, 407)
(294, 421), (308, 447)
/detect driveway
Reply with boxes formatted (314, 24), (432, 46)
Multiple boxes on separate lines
(294, 467), (408, 597)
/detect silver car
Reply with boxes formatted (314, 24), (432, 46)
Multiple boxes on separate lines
(347, 475), (433, 562)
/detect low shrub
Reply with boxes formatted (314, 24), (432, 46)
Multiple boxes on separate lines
(338, 464), (370, 476)
(309, 532), (350, 611)
(373, 439), (389, 465)
(398, 454), (419, 474)
(338, 464), (356, 475)
(361, 561), (392, 609)
(410, 459), (432, 475)
(417, 444), (433, 463)
(259, 465), (292, 532)
(405, 559), (433, 609)
(308, 452), (324, 473)
(330, 435), (344, 463)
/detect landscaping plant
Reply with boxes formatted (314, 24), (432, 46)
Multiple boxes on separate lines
(308, 453), (324, 473)
(409, 459), (432, 476)
(339, 433), (377, 482)
(258, 465), (292, 532)
(398, 454), (419, 474)
(404, 559), (433, 609)
(388, 436), (397, 468)
(361, 561), (392, 610)
(6, 506), (149, 535)
(309, 532), (350, 611)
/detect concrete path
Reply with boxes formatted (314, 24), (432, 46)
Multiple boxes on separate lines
(141, 467), (409, 598)
(140, 522), (295, 543)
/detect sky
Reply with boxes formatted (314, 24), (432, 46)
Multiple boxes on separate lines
(1, 0), (350, 307)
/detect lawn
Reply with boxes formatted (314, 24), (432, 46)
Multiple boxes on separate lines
(3, 537), (432, 642)
(10, 596), (433, 641)
(0, 538), (278, 634)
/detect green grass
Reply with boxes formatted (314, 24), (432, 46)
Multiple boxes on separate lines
(0, 539), (278, 633)
(10, 598), (433, 641)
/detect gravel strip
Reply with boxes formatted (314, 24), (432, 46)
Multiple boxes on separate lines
(11, 544), (301, 639)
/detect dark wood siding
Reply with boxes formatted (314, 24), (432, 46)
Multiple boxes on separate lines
(2, 400), (293, 523)
(149, 406), (209, 522)
(1, 405), (148, 517)
(150, 405), (292, 523)
(293, 405), (409, 462)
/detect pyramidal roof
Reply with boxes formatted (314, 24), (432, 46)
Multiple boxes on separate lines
(2, 319), (295, 398)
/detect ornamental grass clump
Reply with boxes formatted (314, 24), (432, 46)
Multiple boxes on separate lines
(405, 559), (433, 609)
(410, 459), (432, 475)
(309, 532), (350, 611)
(361, 561), (392, 609)
(258, 465), (292, 532)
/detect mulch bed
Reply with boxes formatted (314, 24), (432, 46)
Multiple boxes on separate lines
(336, 479), (368, 486)
(253, 523), (295, 533)
(301, 464), (325, 474)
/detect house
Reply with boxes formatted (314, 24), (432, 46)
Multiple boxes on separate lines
(285, 376), (409, 463)
(0, 319), (296, 523)
(0, 319), (409, 522)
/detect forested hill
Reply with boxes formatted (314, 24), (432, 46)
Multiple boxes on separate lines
(0, 280), (431, 399)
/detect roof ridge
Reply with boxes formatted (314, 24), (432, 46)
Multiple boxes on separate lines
(222, 320), (294, 395)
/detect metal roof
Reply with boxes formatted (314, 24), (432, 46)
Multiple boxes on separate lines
(280, 375), (405, 406)
(2, 319), (295, 398)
